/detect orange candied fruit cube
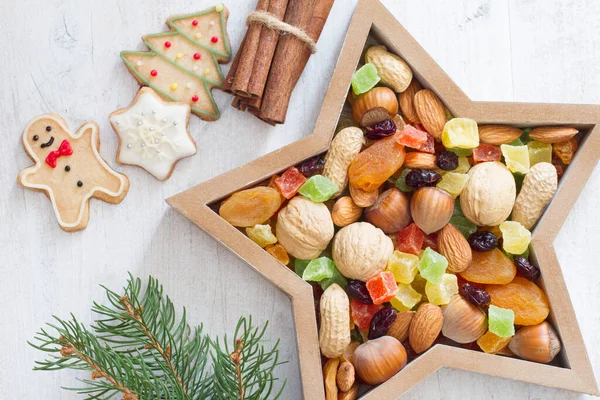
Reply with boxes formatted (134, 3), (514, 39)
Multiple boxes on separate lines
(265, 244), (290, 265)
(366, 271), (399, 305)
(473, 143), (502, 164)
(396, 124), (428, 149)
(477, 330), (512, 354)
(274, 167), (307, 199)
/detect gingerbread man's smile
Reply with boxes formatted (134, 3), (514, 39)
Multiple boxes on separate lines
(41, 136), (55, 149)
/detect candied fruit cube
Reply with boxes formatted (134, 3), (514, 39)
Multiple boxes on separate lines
(294, 259), (310, 277)
(387, 250), (419, 284)
(421, 233), (439, 253)
(553, 138), (578, 165)
(397, 125), (428, 149)
(501, 144), (530, 174)
(395, 168), (413, 193)
(351, 298), (384, 331)
(472, 144), (501, 164)
(418, 247), (448, 284)
(411, 274), (428, 300)
(419, 132), (436, 154)
(366, 271), (399, 305)
(320, 266), (348, 290)
(448, 147), (473, 157)
(351, 63), (380, 95)
(499, 221), (531, 255)
(425, 273), (458, 305)
(477, 330), (512, 354)
(436, 172), (469, 198)
(442, 118), (480, 149)
(302, 257), (335, 282)
(488, 305), (515, 338)
(298, 175), (338, 203)
(275, 167), (307, 199)
(527, 141), (552, 166)
(246, 224), (278, 248)
(265, 244), (290, 265)
(390, 283), (422, 311)
(396, 223), (424, 256)
(454, 156), (471, 174)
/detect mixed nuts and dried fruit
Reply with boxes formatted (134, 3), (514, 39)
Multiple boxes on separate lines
(216, 44), (579, 398)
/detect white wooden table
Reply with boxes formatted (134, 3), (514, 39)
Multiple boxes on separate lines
(1, 0), (598, 398)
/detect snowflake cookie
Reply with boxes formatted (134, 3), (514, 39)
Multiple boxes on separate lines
(109, 87), (197, 181)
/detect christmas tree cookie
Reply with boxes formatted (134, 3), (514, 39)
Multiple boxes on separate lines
(121, 3), (232, 121)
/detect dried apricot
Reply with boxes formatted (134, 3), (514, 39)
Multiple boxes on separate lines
(348, 133), (406, 191)
(219, 187), (283, 227)
(485, 277), (550, 326)
(459, 248), (516, 284)
(477, 330), (512, 354)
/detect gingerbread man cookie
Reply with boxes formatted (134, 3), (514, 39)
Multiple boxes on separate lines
(18, 115), (129, 232)
(110, 87), (197, 181)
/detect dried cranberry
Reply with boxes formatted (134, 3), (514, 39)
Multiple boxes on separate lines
(405, 169), (442, 188)
(460, 283), (491, 306)
(468, 231), (498, 252)
(365, 119), (396, 140)
(402, 340), (419, 360)
(436, 151), (459, 171)
(345, 280), (373, 304)
(514, 256), (540, 281)
(299, 156), (325, 177)
(368, 308), (397, 339)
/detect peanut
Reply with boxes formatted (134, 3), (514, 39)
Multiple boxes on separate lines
(323, 127), (365, 197)
(365, 45), (413, 93)
(511, 162), (557, 230)
(319, 284), (351, 359)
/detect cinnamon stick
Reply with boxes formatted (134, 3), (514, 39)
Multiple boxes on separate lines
(258, 0), (335, 124)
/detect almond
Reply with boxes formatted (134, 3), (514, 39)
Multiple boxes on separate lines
(409, 303), (444, 353)
(336, 361), (355, 392)
(437, 223), (472, 273)
(399, 78), (422, 124)
(388, 311), (414, 342)
(529, 126), (578, 144)
(349, 184), (379, 208)
(332, 196), (363, 227)
(478, 125), (523, 145)
(413, 89), (446, 138)
(403, 152), (438, 169)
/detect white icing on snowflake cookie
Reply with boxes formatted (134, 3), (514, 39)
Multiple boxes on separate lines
(110, 87), (197, 181)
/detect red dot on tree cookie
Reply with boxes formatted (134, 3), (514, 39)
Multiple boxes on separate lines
(192, 20), (199, 26)
(211, 36), (219, 43)
(193, 53), (201, 60)
(150, 70), (158, 77)
(192, 95), (199, 102)
(164, 41), (172, 48)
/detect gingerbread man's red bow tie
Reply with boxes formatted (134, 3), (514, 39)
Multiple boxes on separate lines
(45, 140), (73, 168)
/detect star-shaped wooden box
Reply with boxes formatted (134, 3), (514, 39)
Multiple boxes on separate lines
(168, 0), (599, 398)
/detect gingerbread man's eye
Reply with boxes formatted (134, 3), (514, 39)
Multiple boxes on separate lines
(46, 126), (52, 132)
(77, 181), (83, 187)
(33, 135), (39, 141)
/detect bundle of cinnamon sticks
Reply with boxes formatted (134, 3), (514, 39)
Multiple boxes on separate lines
(222, 0), (335, 125)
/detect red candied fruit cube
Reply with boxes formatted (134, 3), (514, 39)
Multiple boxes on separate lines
(419, 132), (436, 154)
(397, 223), (424, 256)
(274, 167), (307, 199)
(422, 232), (439, 252)
(472, 143), (502, 164)
(350, 298), (383, 331)
(396, 124), (428, 149)
(366, 271), (399, 305)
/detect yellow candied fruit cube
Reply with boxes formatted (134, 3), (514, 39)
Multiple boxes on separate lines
(245, 224), (277, 248)
(390, 283), (422, 311)
(500, 144), (530, 173)
(442, 118), (480, 149)
(499, 221), (531, 254)
(477, 330), (512, 354)
(425, 273), (458, 305)
(527, 141), (552, 166)
(455, 156), (471, 174)
(437, 172), (469, 198)
(387, 250), (419, 284)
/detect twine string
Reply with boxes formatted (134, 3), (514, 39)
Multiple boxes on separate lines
(245, 11), (317, 54)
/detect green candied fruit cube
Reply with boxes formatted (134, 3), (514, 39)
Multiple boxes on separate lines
(387, 250), (419, 284)
(425, 274), (458, 305)
(501, 144), (530, 174)
(418, 247), (448, 285)
(507, 138), (525, 147)
(447, 147), (473, 157)
(499, 221), (531, 255)
(488, 305), (515, 338)
(450, 215), (477, 239)
(442, 118), (480, 149)
(320, 266), (348, 290)
(390, 283), (422, 311)
(351, 63), (381, 95)
(302, 257), (335, 282)
(295, 259), (310, 277)
(437, 172), (469, 199)
(528, 141), (553, 166)
(395, 168), (413, 192)
(298, 175), (339, 203)
(454, 156), (471, 174)
(245, 224), (277, 248)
